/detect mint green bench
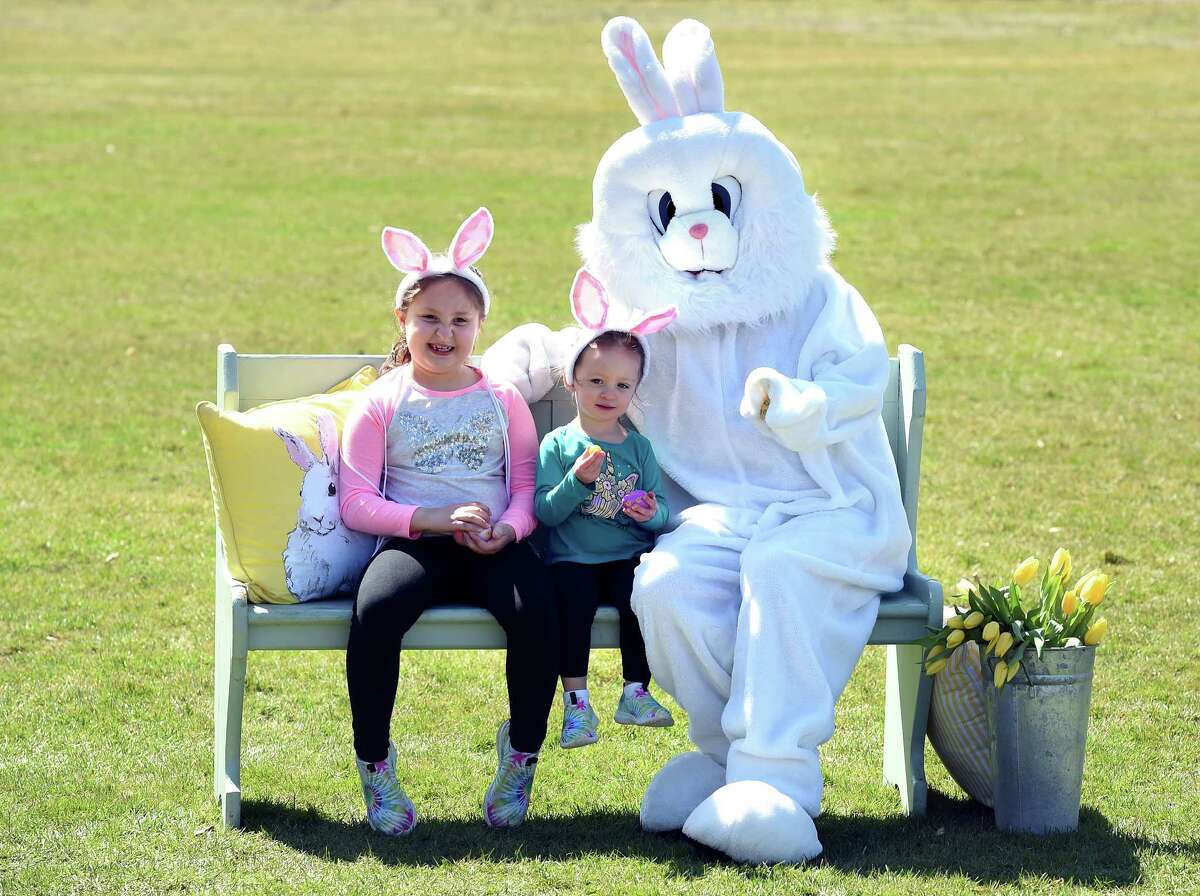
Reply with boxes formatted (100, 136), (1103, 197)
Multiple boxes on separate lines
(212, 342), (942, 829)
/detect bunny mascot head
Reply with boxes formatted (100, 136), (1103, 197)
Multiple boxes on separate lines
(576, 18), (834, 332)
(544, 18), (911, 865)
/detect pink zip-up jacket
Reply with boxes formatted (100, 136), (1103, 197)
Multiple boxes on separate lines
(338, 365), (539, 541)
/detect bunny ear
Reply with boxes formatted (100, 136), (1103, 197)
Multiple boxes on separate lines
(662, 19), (724, 116)
(381, 227), (431, 274)
(569, 268), (609, 330)
(275, 427), (316, 473)
(630, 305), (678, 336)
(601, 17), (680, 125)
(316, 412), (339, 471)
(450, 207), (493, 269)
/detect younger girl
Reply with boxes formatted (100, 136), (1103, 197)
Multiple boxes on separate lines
(535, 269), (677, 749)
(339, 209), (557, 834)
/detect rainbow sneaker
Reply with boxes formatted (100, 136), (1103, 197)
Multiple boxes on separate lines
(355, 741), (417, 835)
(614, 684), (674, 727)
(483, 720), (538, 828)
(560, 691), (600, 749)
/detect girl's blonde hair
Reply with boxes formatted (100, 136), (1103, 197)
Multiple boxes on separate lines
(380, 273), (487, 374)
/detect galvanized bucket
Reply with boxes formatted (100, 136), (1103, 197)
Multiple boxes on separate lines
(984, 645), (1095, 833)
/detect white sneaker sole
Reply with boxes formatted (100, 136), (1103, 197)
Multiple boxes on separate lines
(614, 710), (674, 727)
(560, 730), (600, 749)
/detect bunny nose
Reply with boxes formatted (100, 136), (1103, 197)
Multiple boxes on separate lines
(689, 223), (709, 240)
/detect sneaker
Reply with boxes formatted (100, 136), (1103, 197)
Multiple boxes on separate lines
(560, 691), (600, 749)
(614, 684), (675, 727)
(355, 741), (417, 835)
(483, 719), (538, 828)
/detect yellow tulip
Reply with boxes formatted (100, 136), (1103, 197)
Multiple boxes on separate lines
(1049, 548), (1072, 581)
(947, 629), (966, 648)
(1006, 659), (1021, 682)
(1012, 557), (1039, 587)
(926, 643), (945, 661)
(982, 621), (1000, 642)
(946, 615), (965, 630)
(1082, 573), (1109, 606)
(992, 632), (1014, 658)
(1085, 618), (1109, 646)
(993, 662), (1008, 688)
(963, 611), (984, 629)
(1072, 569), (1100, 595)
(1061, 590), (1079, 616)
(925, 658), (948, 676)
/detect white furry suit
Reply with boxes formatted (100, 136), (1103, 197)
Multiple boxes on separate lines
(482, 17), (912, 863)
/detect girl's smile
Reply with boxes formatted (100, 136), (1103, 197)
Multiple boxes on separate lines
(398, 277), (484, 389)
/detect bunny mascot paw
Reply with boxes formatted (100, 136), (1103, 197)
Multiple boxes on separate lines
(484, 15), (913, 864)
(639, 751), (726, 833)
(683, 781), (822, 865)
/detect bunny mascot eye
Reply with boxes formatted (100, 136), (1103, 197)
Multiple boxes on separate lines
(711, 176), (740, 218)
(647, 190), (676, 235)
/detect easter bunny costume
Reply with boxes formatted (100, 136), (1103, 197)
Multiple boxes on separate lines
(482, 17), (911, 863)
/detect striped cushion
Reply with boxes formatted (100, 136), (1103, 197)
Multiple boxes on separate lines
(927, 607), (993, 806)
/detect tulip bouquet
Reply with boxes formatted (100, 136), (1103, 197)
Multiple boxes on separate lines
(922, 549), (1112, 689)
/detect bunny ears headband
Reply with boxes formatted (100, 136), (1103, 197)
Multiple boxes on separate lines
(564, 269), (677, 386)
(381, 207), (494, 314)
(602, 17), (724, 126)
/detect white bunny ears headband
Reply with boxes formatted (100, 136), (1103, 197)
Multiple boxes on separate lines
(564, 269), (677, 386)
(381, 207), (494, 314)
(602, 17), (724, 126)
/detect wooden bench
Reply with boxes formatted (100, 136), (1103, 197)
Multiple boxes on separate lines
(212, 342), (943, 829)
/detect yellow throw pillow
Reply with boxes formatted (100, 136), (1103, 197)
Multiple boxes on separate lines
(197, 366), (379, 604)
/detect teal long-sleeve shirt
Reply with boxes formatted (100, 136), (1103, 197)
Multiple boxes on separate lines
(535, 423), (668, 565)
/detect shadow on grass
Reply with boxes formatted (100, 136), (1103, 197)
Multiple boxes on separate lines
(242, 801), (710, 878)
(816, 790), (1188, 887)
(245, 790), (1196, 886)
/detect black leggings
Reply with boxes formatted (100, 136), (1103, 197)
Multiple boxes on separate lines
(346, 536), (558, 761)
(548, 557), (651, 686)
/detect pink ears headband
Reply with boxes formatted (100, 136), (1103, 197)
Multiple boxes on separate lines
(564, 268), (678, 386)
(381, 207), (494, 314)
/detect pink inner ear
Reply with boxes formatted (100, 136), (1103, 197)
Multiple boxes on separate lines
(451, 208), (494, 269)
(382, 228), (431, 273)
(570, 269), (609, 330)
(630, 306), (678, 335)
(276, 429), (314, 472)
(615, 26), (671, 122)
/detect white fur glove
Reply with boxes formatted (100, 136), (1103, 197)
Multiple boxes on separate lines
(739, 367), (828, 453)
(480, 323), (560, 403)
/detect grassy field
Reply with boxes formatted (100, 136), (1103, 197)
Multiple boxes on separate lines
(2, 1), (1198, 893)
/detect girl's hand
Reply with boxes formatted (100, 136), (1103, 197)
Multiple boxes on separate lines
(573, 447), (605, 485)
(455, 523), (516, 555)
(414, 502), (491, 536)
(621, 490), (657, 523)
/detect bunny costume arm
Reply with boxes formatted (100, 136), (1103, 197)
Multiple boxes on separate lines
(739, 269), (890, 455)
(480, 323), (582, 403)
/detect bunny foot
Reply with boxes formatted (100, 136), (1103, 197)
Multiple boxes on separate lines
(639, 751), (726, 832)
(682, 780), (822, 865)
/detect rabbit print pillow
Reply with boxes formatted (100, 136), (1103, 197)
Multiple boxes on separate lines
(197, 366), (378, 604)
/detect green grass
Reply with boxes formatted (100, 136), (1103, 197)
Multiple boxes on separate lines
(2, 1), (1198, 893)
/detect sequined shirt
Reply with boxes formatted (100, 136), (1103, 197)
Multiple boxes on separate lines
(339, 366), (539, 541)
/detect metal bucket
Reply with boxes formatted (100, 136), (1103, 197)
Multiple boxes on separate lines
(984, 646), (1095, 833)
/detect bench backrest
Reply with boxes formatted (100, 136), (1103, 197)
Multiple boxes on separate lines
(216, 343), (926, 565)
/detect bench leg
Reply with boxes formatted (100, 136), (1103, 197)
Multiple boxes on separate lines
(883, 642), (931, 816)
(215, 581), (248, 829)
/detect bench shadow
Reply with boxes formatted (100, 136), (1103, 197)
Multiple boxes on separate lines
(245, 790), (1192, 886)
(241, 800), (709, 877)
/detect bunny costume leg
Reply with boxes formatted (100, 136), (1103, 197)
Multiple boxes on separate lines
(632, 508), (745, 830)
(636, 501), (893, 863)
